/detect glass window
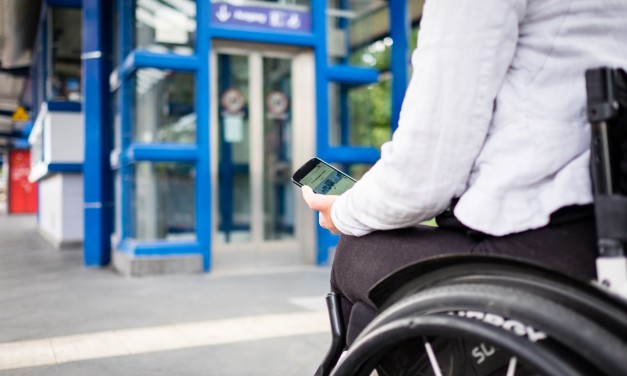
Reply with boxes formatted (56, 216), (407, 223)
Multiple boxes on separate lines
(135, 0), (196, 55)
(216, 54), (251, 244)
(112, 90), (121, 150)
(133, 69), (196, 143)
(132, 162), (196, 241)
(263, 57), (294, 241)
(350, 37), (392, 71)
(48, 8), (82, 101)
(329, 77), (392, 149)
(123, 167), (134, 239)
(327, 1), (389, 65)
(114, 170), (121, 241)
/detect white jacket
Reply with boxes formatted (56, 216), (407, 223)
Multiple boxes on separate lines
(332, 0), (627, 236)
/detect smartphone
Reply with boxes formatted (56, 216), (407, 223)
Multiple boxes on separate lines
(292, 157), (357, 195)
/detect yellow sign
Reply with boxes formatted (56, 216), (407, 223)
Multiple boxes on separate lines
(12, 106), (29, 122)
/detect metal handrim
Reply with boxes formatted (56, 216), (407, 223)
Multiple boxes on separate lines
(330, 315), (588, 376)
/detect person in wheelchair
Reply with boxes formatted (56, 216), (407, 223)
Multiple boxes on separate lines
(302, 1), (627, 374)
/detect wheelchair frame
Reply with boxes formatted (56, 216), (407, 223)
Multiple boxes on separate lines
(587, 67), (627, 297)
(315, 67), (627, 376)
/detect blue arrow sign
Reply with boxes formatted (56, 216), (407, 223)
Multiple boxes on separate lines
(211, 2), (311, 33)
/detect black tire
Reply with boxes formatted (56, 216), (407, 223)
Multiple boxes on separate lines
(337, 284), (627, 376)
(369, 256), (627, 340)
(331, 315), (586, 376)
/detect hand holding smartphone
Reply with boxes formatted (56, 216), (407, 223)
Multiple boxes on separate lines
(292, 158), (356, 195)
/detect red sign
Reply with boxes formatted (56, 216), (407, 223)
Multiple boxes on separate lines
(8, 150), (37, 214)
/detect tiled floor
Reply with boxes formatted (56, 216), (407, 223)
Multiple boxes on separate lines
(0, 215), (331, 375)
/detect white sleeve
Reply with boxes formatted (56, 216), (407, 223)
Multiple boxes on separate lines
(331, 0), (527, 236)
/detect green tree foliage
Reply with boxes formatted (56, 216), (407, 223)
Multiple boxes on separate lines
(347, 38), (393, 149)
(345, 27), (421, 149)
(348, 78), (391, 149)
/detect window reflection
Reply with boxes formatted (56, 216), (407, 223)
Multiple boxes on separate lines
(49, 8), (82, 101)
(134, 69), (196, 143)
(216, 54), (251, 244)
(112, 90), (121, 150)
(132, 162), (196, 241)
(350, 37), (392, 70)
(327, 0), (389, 65)
(135, 0), (196, 54)
(114, 171), (121, 242)
(328, 79), (392, 149)
(262, 57), (294, 241)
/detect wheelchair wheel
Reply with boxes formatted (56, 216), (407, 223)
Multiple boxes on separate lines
(331, 284), (627, 376)
(369, 256), (627, 341)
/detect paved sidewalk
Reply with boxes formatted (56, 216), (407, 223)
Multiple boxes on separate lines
(0, 215), (332, 375)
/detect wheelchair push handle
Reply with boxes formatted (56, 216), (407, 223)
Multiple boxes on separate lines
(586, 67), (627, 296)
(586, 67), (626, 197)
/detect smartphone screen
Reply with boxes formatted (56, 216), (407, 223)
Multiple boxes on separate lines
(292, 158), (356, 195)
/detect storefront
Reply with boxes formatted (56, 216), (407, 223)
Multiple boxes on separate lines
(28, 1), (84, 249)
(29, 0), (424, 274)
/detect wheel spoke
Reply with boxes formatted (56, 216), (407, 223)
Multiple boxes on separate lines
(506, 356), (518, 376)
(423, 338), (443, 376)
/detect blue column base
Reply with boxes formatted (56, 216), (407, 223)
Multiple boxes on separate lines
(84, 206), (113, 266)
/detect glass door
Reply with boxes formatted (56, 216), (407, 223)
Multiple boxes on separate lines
(210, 42), (315, 269)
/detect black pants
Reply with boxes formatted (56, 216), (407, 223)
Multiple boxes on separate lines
(330, 205), (598, 347)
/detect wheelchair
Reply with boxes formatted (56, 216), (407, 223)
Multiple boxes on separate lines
(315, 67), (627, 376)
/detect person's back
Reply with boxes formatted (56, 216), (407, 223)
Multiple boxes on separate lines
(301, 0), (627, 348)
(458, 0), (627, 234)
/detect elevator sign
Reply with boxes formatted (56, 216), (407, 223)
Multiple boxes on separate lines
(211, 2), (311, 33)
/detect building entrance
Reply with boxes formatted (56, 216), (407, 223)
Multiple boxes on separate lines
(210, 42), (315, 269)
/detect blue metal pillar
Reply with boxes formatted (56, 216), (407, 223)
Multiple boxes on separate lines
(312, 0), (337, 265)
(197, 0), (212, 271)
(389, 0), (409, 131)
(338, 0), (350, 146)
(83, 0), (113, 266)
